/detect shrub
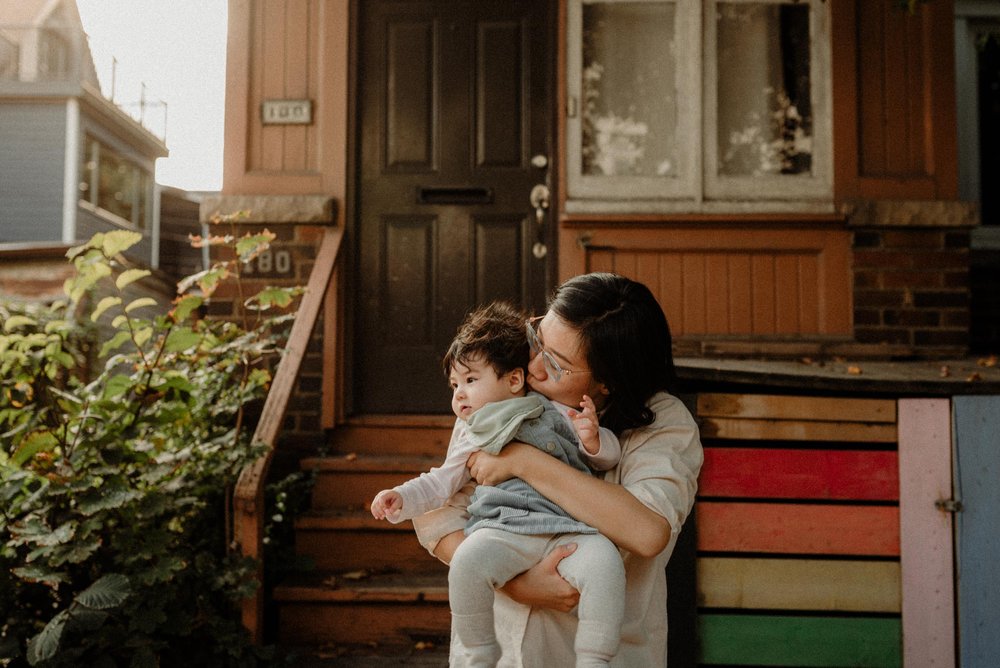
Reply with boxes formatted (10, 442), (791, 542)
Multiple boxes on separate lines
(0, 227), (300, 666)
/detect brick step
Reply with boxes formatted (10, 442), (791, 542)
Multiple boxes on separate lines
(295, 510), (446, 573)
(327, 416), (454, 457)
(303, 454), (442, 511)
(275, 572), (450, 647)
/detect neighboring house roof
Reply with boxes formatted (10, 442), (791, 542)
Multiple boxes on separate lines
(0, 0), (100, 90)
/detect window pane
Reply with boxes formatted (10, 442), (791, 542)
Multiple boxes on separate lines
(582, 2), (678, 177)
(98, 148), (136, 223)
(716, 2), (812, 177)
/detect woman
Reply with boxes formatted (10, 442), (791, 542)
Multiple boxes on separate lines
(412, 272), (703, 667)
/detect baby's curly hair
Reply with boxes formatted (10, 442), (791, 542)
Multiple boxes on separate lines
(442, 301), (529, 379)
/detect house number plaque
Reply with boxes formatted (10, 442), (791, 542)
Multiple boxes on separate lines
(261, 99), (313, 125)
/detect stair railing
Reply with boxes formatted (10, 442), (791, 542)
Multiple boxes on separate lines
(233, 226), (344, 643)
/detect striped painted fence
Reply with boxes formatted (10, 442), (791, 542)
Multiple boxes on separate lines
(692, 394), (955, 667)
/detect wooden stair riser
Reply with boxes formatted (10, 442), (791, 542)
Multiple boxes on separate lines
(311, 470), (426, 511)
(329, 426), (453, 457)
(279, 601), (450, 646)
(296, 529), (446, 573)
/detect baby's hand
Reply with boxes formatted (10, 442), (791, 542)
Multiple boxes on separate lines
(567, 394), (601, 456)
(370, 489), (403, 521)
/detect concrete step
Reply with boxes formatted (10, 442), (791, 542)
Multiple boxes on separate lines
(275, 572), (450, 647)
(303, 454), (441, 511)
(294, 510), (447, 573)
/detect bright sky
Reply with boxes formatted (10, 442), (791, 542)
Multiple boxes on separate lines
(76, 0), (228, 192)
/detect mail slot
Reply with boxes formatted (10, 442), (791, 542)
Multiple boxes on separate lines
(417, 186), (494, 205)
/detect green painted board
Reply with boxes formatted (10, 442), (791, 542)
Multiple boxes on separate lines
(697, 614), (901, 667)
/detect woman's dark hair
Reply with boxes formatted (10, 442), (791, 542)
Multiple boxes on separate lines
(442, 301), (529, 379)
(549, 272), (676, 433)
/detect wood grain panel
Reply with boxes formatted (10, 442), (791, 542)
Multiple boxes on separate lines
(727, 254), (752, 333)
(705, 254), (729, 333)
(774, 254), (800, 334)
(698, 393), (897, 423)
(750, 253), (776, 334)
(697, 557), (900, 612)
(386, 20), (435, 170)
(681, 253), (707, 333)
(258, 0), (287, 171)
(952, 397), (1000, 668)
(476, 21), (522, 167)
(699, 416), (897, 443)
(898, 399), (955, 668)
(700, 448), (899, 501)
(283, 0), (311, 171)
(697, 501), (900, 556)
(473, 216), (524, 306)
(382, 216), (433, 344)
(698, 614), (901, 667)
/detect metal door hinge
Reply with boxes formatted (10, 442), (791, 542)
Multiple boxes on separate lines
(935, 498), (963, 513)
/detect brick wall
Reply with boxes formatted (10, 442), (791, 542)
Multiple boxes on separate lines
(201, 196), (333, 460)
(852, 228), (971, 355)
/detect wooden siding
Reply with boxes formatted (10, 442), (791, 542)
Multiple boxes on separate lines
(831, 0), (958, 201)
(559, 224), (852, 337)
(223, 0), (348, 200)
(695, 393), (904, 667)
(0, 102), (66, 242)
(898, 399), (955, 668)
(953, 396), (1000, 668)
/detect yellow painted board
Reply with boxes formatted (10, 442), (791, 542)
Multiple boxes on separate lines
(697, 557), (901, 613)
(698, 393), (897, 423)
(700, 416), (897, 443)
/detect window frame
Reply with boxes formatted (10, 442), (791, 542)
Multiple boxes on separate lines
(79, 136), (152, 231)
(565, 0), (833, 213)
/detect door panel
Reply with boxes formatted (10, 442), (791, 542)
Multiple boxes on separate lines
(357, 0), (553, 414)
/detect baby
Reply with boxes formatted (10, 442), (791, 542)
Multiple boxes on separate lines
(371, 301), (625, 667)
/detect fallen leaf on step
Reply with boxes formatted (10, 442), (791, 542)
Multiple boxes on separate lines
(939, 365), (950, 378)
(966, 372), (983, 382)
(978, 355), (997, 368)
(342, 569), (370, 581)
(799, 357), (814, 365)
(345, 452), (358, 461)
(847, 365), (863, 375)
(322, 575), (338, 588)
(415, 641), (435, 651)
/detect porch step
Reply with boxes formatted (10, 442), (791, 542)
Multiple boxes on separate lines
(303, 454), (441, 511)
(327, 416), (454, 457)
(295, 510), (446, 573)
(275, 572), (450, 646)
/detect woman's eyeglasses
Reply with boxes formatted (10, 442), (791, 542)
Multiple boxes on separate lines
(525, 316), (591, 382)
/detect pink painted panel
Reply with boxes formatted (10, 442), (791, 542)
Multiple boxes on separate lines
(898, 399), (955, 668)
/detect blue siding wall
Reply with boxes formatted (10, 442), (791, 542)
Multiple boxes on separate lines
(0, 103), (66, 242)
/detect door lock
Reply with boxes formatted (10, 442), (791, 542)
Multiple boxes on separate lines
(529, 184), (550, 225)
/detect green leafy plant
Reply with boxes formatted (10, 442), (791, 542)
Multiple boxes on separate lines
(1, 223), (301, 666)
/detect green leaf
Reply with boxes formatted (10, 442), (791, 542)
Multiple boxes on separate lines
(11, 430), (58, 466)
(91, 296), (122, 322)
(125, 297), (158, 314)
(115, 269), (151, 290)
(178, 264), (231, 297)
(247, 286), (303, 310)
(101, 230), (143, 257)
(111, 314), (129, 329)
(27, 609), (68, 665)
(78, 486), (139, 516)
(76, 574), (131, 610)
(133, 327), (153, 348)
(235, 230), (277, 262)
(100, 331), (132, 357)
(12, 565), (68, 586)
(103, 374), (133, 399)
(3, 315), (36, 332)
(169, 295), (203, 322)
(164, 327), (202, 353)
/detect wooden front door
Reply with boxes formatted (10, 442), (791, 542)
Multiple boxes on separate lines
(356, 0), (554, 414)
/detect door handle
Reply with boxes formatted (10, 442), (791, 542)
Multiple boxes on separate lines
(529, 184), (550, 259)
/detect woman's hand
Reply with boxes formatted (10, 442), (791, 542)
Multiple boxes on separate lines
(467, 442), (532, 485)
(499, 543), (581, 612)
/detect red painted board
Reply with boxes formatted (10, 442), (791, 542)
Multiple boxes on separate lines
(699, 448), (899, 501)
(697, 501), (900, 556)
